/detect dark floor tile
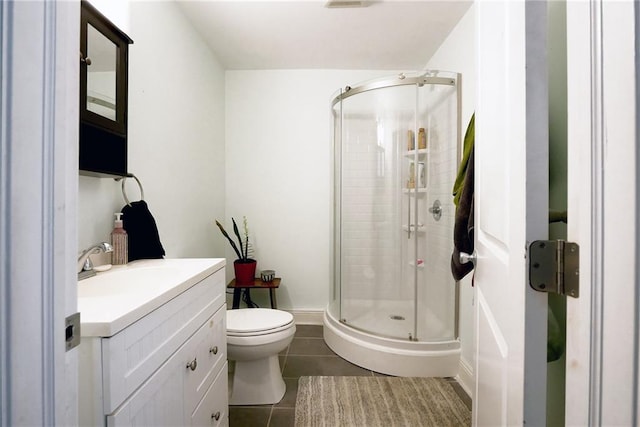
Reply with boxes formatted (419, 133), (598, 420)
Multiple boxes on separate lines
(269, 408), (295, 427)
(288, 337), (335, 356)
(294, 324), (323, 338)
(229, 407), (271, 427)
(274, 377), (298, 408)
(282, 355), (373, 378)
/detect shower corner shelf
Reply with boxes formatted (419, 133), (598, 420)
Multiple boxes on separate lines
(402, 188), (428, 194)
(408, 261), (425, 269)
(404, 149), (429, 158)
(402, 224), (426, 232)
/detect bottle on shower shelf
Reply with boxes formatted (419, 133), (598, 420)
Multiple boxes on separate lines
(407, 162), (416, 189)
(418, 162), (426, 188)
(407, 129), (415, 150)
(418, 128), (427, 149)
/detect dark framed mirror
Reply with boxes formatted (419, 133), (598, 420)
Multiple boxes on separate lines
(79, 0), (133, 177)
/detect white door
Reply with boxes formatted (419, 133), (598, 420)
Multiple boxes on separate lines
(474, 1), (549, 425)
(565, 1), (639, 425)
(0, 2), (79, 425)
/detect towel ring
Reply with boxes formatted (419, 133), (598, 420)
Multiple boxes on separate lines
(115, 174), (144, 206)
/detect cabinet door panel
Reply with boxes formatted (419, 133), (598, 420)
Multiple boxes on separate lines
(191, 364), (229, 427)
(107, 346), (185, 427)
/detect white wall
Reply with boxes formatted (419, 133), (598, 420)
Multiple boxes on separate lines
(78, 1), (226, 260)
(224, 70), (399, 310)
(424, 4), (476, 390)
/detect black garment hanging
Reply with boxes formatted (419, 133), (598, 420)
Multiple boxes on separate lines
(450, 148), (474, 281)
(119, 174), (165, 261)
(121, 200), (165, 261)
(451, 115), (475, 281)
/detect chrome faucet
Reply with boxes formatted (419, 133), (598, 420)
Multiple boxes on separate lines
(77, 242), (113, 279)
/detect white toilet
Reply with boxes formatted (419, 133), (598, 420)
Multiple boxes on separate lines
(226, 308), (296, 405)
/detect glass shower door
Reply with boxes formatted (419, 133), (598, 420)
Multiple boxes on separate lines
(414, 81), (458, 342)
(338, 84), (418, 340)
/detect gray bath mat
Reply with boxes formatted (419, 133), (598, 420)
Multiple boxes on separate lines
(295, 376), (471, 427)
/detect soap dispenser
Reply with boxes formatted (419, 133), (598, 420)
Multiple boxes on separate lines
(111, 213), (128, 265)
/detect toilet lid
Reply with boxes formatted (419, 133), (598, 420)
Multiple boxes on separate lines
(227, 308), (294, 335)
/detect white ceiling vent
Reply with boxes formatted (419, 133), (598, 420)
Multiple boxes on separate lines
(325, 0), (368, 8)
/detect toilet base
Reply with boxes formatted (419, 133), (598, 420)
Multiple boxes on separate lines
(229, 355), (285, 405)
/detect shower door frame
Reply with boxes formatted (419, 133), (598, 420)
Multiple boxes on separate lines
(331, 72), (461, 343)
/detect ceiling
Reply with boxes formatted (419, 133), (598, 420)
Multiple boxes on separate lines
(176, 0), (473, 70)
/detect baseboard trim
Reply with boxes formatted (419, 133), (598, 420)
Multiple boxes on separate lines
(456, 357), (474, 399)
(289, 310), (324, 325)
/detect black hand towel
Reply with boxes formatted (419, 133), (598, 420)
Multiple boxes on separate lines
(121, 200), (165, 262)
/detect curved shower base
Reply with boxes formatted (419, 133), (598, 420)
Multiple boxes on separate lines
(323, 310), (461, 377)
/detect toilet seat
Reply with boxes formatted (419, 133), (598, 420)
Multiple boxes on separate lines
(227, 308), (294, 337)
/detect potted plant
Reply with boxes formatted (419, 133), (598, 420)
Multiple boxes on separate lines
(215, 217), (256, 286)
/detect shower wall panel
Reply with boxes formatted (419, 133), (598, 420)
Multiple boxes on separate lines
(340, 117), (399, 301)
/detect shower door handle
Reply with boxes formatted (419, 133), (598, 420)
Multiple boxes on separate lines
(459, 251), (477, 266)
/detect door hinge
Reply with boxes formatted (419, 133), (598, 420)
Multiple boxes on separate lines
(528, 240), (579, 298)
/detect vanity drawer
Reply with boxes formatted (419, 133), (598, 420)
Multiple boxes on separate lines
(102, 268), (225, 413)
(190, 362), (229, 427)
(184, 305), (227, 415)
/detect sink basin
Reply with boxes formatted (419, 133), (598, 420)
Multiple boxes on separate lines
(79, 266), (184, 297)
(78, 258), (225, 337)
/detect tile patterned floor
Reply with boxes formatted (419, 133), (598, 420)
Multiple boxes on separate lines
(228, 324), (471, 427)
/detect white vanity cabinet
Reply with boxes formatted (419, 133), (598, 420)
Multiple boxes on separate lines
(78, 259), (228, 427)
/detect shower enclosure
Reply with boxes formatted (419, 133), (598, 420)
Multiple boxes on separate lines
(324, 72), (461, 377)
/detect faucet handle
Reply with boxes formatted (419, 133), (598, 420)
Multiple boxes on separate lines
(77, 242), (113, 274)
(82, 257), (94, 272)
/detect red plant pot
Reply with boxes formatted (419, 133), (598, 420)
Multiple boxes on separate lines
(234, 259), (257, 286)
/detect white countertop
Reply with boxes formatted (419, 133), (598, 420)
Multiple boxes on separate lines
(78, 258), (225, 337)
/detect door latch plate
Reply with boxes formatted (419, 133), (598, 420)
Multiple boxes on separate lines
(65, 312), (81, 351)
